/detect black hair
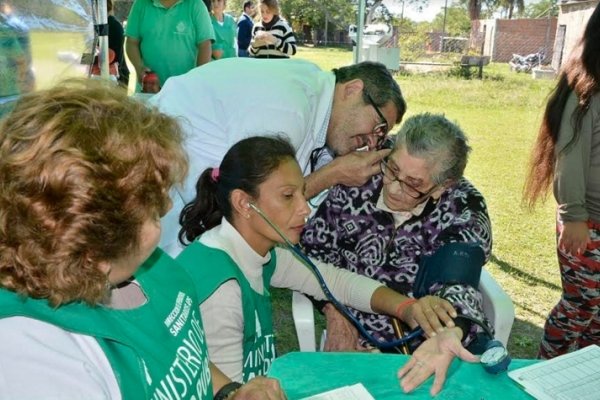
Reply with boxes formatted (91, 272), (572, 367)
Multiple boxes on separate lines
(332, 61), (407, 125)
(243, 1), (253, 9)
(178, 135), (296, 245)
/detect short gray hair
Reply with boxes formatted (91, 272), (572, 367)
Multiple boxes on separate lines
(393, 113), (471, 184)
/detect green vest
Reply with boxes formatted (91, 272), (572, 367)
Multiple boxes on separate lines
(178, 241), (276, 382)
(0, 248), (213, 400)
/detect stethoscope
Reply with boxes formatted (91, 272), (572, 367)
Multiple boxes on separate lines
(247, 202), (512, 374)
(247, 202), (424, 350)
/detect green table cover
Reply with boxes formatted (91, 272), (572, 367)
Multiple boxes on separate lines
(268, 352), (537, 399)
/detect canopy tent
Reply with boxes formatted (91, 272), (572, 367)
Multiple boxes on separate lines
(0, 0), (97, 117)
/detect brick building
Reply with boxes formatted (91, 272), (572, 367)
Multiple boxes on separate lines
(552, 0), (599, 70)
(471, 17), (557, 63)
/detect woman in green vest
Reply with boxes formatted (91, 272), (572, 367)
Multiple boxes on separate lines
(177, 136), (460, 383)
(0, 81), (285, 400)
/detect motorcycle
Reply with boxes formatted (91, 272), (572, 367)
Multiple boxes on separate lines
(509, 51), (545, 73)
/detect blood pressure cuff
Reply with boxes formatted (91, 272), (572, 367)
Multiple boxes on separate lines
(413, 242), (485, 298)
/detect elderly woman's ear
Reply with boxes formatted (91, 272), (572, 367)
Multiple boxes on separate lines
(430, 178), (456, 200)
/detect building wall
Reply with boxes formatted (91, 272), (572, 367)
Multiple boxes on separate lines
(475, 18), (557, 62)
(553, 0), (599, 70)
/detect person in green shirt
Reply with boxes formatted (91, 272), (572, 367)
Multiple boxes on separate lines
(0, 80), (285, 400)
(125, 0), (215, 90)
(204, 0), (237, 59)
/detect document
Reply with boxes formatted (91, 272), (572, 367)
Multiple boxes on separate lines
(299, 383), (375, 400)
(508, 344), (600, 400)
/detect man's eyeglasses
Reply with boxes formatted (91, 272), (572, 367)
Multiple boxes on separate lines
(380, 157), (437, 200)
(365, 93), (389, 147)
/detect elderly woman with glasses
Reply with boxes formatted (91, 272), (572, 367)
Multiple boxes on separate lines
(300, 113), (493, 396)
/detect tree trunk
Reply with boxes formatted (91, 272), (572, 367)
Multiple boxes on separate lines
(468, 0), (481, 20)
(366, 0), (384, 24)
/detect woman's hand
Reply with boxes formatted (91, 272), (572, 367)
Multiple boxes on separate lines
(233, 377), (287, 400)
(559, 221), (589, 256)
(255, 31), (278, 45)
(262, 32), (278, 45)
(397, 327), (478, 396)
(401, 296), (457, 338)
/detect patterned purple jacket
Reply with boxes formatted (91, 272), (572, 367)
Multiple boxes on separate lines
(300, 174), (493, 345)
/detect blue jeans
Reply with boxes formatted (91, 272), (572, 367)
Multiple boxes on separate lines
(238, 49), (250, 57)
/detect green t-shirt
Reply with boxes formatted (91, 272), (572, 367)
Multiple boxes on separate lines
(126, 0), (215, 86)
(211, 13), (237, 59)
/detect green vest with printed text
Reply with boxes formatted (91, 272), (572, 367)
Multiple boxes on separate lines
(178, 241), (276, 382)
(0, 248), (213, 400)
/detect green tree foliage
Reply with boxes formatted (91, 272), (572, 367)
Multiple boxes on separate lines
(431, 3), (471, 36)
(397, 21), (431, 61)
(228, 0), (429, 38)
(494, 0), (525, 19)
(280, 0), (355, 32)
(523, 0), (558, 18)
(458, 0), (497, 20)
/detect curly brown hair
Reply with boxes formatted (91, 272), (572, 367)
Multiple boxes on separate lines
(0, 79), (188, 306)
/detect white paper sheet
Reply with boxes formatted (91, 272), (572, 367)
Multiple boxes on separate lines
(508, 344), (600, 400)
(299, 383), (375, 400)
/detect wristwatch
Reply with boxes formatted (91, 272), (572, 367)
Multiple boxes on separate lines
(480, 339), (511, 374)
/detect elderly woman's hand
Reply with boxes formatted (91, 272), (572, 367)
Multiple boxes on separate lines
(322, 303), (379, 352)
(400, 296), (457, 338)
(233, 377), (287, 400)
(397, 327), (478, 396)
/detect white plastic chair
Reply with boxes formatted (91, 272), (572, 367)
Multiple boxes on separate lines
(292, 269), (515, 352)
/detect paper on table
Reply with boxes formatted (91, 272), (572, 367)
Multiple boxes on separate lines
(508, 344), (600, 400)
(299, 383), (375, 400)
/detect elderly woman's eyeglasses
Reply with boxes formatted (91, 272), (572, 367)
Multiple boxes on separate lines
(365, 93), (389, 146)
(380, 157), (437, 200)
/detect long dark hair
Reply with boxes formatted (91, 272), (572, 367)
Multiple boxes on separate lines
(178, 135), (296, 245)
(524, 3), (600, 207)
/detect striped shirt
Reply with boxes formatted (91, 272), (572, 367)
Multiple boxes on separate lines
(249, 17), (296, 59)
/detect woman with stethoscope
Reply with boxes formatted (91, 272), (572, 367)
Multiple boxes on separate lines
(175, 135), (461, 387)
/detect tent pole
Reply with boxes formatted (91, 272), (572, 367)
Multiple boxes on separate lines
(354, 0), (365, 64)
(93, 0), (110, 80)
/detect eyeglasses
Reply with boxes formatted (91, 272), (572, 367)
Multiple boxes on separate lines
(365, 92), (389, 147)
(380, 157), (437, 200)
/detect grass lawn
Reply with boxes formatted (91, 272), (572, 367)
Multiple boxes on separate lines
(29, 31), (90, 90)
(270, 45), (559, 360)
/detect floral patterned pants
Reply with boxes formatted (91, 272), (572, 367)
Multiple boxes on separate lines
(538, 219), (600, 359)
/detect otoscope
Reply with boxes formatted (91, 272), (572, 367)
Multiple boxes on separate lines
(247, 202), (423, 350)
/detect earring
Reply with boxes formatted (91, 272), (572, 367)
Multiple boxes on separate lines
(245, 214), (250, 219)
